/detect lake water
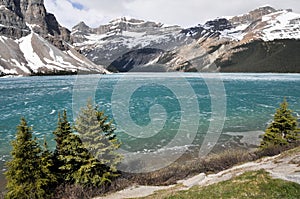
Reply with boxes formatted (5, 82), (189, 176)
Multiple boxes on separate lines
(0, 73), (300, 174)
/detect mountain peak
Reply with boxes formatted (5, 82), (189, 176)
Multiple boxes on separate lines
(0, 0), (70, 50)
(256, 5), (277, 12)
(109, 17), (145, 25)
(229, 5), (277, 26)
(72, 21), (90, 32)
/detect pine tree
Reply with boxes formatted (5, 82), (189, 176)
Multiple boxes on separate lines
(260, 98), (300, 148)
(53, 110), (90, 184)
(40, 139), (57, 192)
(58, 133), (90, 184)
(74, 100), (122, 187)
(53, 111), (72, 156)
(95, 109), (122, 172)
(5, 118), (51, 199)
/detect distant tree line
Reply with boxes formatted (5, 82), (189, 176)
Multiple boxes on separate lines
(4, 100), (122, 199)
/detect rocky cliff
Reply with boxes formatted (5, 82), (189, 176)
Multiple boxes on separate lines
(0, 0), (107, 76)
(0, 0), (70, 50)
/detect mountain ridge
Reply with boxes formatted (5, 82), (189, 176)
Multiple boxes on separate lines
(71, 5), (300, 73)
(0, 3), (299, 76)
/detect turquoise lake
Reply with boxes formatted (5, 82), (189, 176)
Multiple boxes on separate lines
(0, 73), (300, 174)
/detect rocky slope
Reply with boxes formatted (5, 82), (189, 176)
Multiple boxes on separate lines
(72, 6), (300, 73)
(0, 0), (107, 76)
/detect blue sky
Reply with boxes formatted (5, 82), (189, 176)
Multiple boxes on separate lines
(45, 0), (300, 29)
(68, 0), (84, 10)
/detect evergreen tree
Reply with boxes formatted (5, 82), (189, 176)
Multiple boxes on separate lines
(72, 155), (113, 187)
(260, 98), (300, 148)
(53, 111), (72, 156)
(5, 118), (51, 199)
(58, 133), (90, 184)
(74, 100), (122, 187)
(53, 111), (89, 184)
(40, 139), (57, 192)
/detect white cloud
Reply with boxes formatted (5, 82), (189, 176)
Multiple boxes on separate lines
(44, 0), (105, 29)
(44, 0), (300, 29)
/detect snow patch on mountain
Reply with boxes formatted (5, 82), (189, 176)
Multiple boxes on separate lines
(220, 23), (250, 40)
(216, 9), (300, 42)
(10, 59), (31, 74)
(19, 33), (44, 72)
(0, 65), (17, 74)
(74, 25), (184, 50)
(261, 10), (300, 41)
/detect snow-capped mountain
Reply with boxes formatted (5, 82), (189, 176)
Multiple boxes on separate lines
(0, 0), (107, 76)
(1, 2), (299, 75)
(71, 17), (192, 72)
(182, 6), (300, 42)
(218, 7), (300, 42)
(0, 30), (105, 76)
(72, 6), (300, 72)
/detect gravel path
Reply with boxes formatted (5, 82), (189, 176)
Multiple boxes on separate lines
(97, 185), (175, 199)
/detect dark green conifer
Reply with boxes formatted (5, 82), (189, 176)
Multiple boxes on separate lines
(58, 133), (90, 184)
(53, 111), (72, 156)
(74, 100), (122, 187)
(53, 110), (89, 184)
(261, 98), (299, 148)
(5, 118), (51, 199)
(40, 139), (57, 194)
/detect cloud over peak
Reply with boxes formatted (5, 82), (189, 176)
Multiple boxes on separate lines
(45, 0), (300, 29)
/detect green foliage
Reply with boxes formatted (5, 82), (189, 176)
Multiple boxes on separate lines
(39, 140), (57, 192)
(57, 133), (90, 184)
(74, 100), (122, 187)
(5, 101), (123, 196)
(260, 98), (299, 148)
(52, 104), (122, 188)
(53, 111), (72, 156)
(5, 118), (53, 199)
(53, 110), (90, 184)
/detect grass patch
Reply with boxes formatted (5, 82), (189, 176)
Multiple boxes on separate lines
(146, 170), (300, 199)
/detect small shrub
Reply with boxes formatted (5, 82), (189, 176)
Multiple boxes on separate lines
(201, 149), (254, 173)
(255, 140), (300, 158)
(106, 177), (132, 193)
(52, 184), (104, 199)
